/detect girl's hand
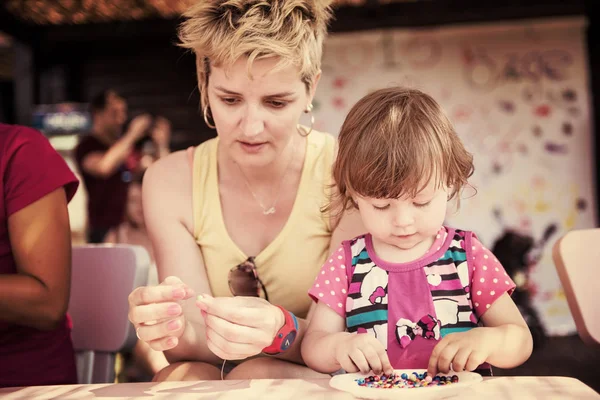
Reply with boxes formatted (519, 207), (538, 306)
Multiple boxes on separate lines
(195, 294), (285, 360)
(128, 276), (195, 351)
(334, 332), (394, 376)
(427, 327), (499, 376)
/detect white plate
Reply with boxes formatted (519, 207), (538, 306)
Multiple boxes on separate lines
(329, 369), (482, 400)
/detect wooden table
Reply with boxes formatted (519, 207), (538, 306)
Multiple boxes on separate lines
(0, 377), (598, 399)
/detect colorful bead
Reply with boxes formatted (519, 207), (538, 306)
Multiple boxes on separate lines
(355, 372), (460, 389)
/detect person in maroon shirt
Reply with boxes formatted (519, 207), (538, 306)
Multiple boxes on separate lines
(0, 123), (79, 387)
(74, 89), (151, 243)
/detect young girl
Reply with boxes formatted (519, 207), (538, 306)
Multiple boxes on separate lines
(301, 87), (533, 378)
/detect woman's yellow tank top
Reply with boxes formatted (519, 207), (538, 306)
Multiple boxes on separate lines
(191, 131), (335, 318)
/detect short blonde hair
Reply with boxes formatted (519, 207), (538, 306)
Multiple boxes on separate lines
(178, 0), (333, 110)
(331, 87), (474, 214)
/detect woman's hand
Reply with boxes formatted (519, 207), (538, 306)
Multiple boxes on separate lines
(195, 294), (285, 360)
(334, 332), (393, 376)
(427, 327), (499, 376)
(128, 276), (195, 351)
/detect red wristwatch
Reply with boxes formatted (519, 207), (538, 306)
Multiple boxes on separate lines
(262, 305), (298, 355)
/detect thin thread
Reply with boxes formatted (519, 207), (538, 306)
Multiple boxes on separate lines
(219, 359), (242, 385)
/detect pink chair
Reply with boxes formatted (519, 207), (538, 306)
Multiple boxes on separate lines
(552, 229), (600, 347)
(69, 244), (150, 383)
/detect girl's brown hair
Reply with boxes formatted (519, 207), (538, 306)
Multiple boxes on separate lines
(330, 86), (474, 215)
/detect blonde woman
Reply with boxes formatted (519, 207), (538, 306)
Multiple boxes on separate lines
(128, 0), (364, 381)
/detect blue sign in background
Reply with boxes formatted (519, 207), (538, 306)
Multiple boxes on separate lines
(32, 103), (92, 136)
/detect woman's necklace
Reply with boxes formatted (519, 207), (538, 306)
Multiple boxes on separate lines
(237, 141), (296, 215)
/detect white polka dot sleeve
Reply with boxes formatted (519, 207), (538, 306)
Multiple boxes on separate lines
(308, 244), (350, 318)
(468, 235), (516, 318)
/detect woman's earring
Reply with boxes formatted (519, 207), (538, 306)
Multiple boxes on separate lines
(297, 103), (314, 137)
(203, 105), (216, 129)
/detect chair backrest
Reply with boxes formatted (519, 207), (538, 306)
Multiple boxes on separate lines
(552, 229), (600, 347)
(69, 244), (150, 383)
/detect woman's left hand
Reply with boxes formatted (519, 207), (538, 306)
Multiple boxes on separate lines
(427, 327), (500, 376)
(195, 294), (285, 360)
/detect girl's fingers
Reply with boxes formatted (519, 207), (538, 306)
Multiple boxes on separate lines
(349, 348), (371, 374)
(377, 347), (394, 375)
(428, 337), (451, 376)
(436, 343), (459, 374)
(360, 346), (383, 375)
(465, 350), (486, 372)
(449, 347), (471, 372)
(338, 355), (359, 374)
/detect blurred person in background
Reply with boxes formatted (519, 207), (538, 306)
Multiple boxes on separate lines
(0, 123), (79, 387)
(75, 89), (151, 243)
(126, 115), (172, 176)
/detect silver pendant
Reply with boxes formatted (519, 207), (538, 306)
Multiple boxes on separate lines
(263, 207), (276, 215)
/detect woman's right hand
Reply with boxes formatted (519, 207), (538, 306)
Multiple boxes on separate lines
(334, 332), (393, 376)
(128, 276), (195, 351)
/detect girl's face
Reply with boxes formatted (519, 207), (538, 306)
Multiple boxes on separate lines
(206, 56), (318, 168)
(354, 179), (449, 256)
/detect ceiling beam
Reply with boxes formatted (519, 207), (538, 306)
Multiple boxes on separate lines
(0, 6), (40, 45)
(329, 0), (588, 33)
(6, 0), (590, 46)
(39, 17), (180, 44)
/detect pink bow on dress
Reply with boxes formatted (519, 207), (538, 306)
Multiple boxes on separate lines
(395, 314), (441, 348)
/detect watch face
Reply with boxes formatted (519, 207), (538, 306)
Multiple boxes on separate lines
(281, 331), (297, 351)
